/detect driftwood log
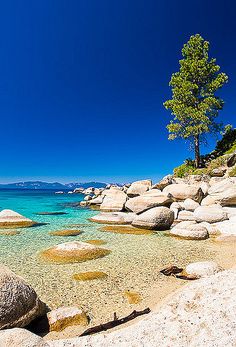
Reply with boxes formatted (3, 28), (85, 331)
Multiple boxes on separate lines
(80, 308), (151, 337)
(160, 265), (198, 280)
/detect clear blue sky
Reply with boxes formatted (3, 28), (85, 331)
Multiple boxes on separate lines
(0, 0), (235, 183)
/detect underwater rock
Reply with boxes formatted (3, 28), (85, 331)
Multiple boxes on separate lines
(73, 271), (108, 281)
(40, 241), (111, 264)
(47, 306), (88, 332)
(35, 212), (67, 215)
(123, 291), (142, 304)
(100, 225), (154, 235)
(0, 230), (20, 236)
(49, 229), (81, 236)
(85, 239), (107, 245)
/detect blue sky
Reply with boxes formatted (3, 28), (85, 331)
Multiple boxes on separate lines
(0, 0), (235, 183)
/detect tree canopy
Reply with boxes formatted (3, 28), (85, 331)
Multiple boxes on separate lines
(164, 34), (228, 167)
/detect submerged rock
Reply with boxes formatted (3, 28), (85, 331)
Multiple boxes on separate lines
(100, 225), (154, 235)
(132, 207), (174, 230)
(47, 306), (88, 332)
(49, 229), (81, 236)
(73, 271), (108, 281)
(123, 291), (142, 304)
(89, 212), (136, 225)
(170, 221), (209, 240)
(35, 212), (67, 215)
(85, 239), (107, 245)
(0, 230), (20, 236)
(0, 265), (46, 330)
(0, 209), (37, 228)
(40, 241), (110, 264)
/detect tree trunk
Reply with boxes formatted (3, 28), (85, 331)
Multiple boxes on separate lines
(194, 135), (200, 168)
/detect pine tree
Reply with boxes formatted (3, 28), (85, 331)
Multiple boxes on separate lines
(164, 34), (228, 168)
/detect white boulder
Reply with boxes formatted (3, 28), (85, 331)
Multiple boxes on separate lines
(170, 221), (209, 240)
(0, 266), (46, 329)
(183, 198), (200, 211)
(100, 190), (127, 212)
(185, 261), (222, 278)
(126, 180), (152, 197)
(132, 207), (174, 230)
(90, 212), (136, 224)
(0, 209), (37, 228)
(193, 205), (228, 223)
(125, 191), (172, 214)
(163, 184), (203, 202)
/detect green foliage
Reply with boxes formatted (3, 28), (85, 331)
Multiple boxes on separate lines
(173, 163), (195, 178)
(205, 156), (227, 173)
(229, 165), (236, 177)
(214, 126), (236, 155)
(164, 34), (228, 148)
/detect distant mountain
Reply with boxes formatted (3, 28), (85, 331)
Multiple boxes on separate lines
(0, 181), (106, 190)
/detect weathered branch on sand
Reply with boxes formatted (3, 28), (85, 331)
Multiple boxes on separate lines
(80, 308), (151, 337)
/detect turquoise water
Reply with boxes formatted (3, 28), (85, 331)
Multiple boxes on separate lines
(0, 189), (234, 329)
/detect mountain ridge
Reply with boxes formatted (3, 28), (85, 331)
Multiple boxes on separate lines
(0, 181), (106, 190)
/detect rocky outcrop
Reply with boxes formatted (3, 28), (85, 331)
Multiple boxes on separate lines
(0, 265), (46, 330)
(169, 221), (209, 240)
(47, 306), (88, 332)
(132, 207), (174, 230)
(126, 180), (152, 197)
(0, 209), (37, 228)
(163, 184), (203, 202)
(40, 241), (110, 263)
(90, 212), (136, 224)
(185, 261), (222, 278)
(125, 191), (172, 214)
(193, 205), (229, 223)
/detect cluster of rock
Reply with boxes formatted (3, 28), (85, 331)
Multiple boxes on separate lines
(80, 174), (236, 240)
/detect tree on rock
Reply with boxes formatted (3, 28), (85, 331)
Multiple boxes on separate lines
(164, 34), (228, 168)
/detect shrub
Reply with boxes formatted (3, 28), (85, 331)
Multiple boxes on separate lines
(173, 163), (195, 178)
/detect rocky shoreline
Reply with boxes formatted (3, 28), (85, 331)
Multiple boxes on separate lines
(0, 155), (236, 346)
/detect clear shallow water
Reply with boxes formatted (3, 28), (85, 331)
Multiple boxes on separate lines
(0, 189), (235, 330)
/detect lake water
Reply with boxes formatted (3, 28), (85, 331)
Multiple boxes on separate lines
(0, 189), (235, 335)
